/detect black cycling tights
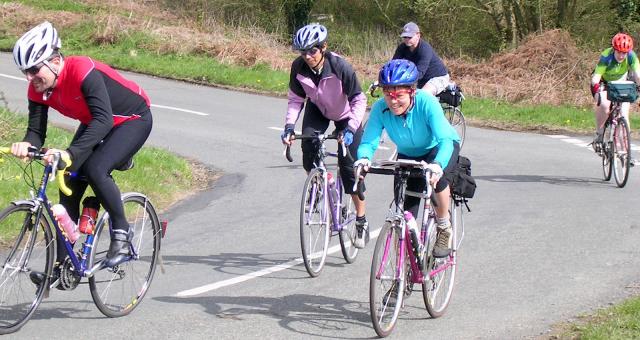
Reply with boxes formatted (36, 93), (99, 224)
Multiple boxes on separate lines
(396, 142), (460, 219)
(300, 101), (363, 194)
(57, 112), (152, 261)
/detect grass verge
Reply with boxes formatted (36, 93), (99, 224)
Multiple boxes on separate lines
(0, 3), (608, 136)
(549, 297), (640, 339)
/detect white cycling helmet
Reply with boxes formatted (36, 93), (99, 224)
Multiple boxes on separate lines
(293, 23), (327, 51)
(13, 21), (61, 71)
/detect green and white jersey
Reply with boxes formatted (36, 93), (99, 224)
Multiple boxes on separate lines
(594, 47), (640, 82)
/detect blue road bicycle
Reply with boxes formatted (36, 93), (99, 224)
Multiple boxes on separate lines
(0, 147), (163, 334)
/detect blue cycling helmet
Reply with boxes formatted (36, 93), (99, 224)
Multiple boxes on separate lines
(293, 24), (328, 51)
(378, 59), (418, 87)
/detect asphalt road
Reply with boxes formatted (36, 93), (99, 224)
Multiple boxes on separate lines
(2, 52), (640, 339)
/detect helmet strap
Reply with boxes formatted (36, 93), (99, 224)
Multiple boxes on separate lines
(310, 53), (325, 74)
(40, 58), (61, 100)
(399, 93), (417, 117)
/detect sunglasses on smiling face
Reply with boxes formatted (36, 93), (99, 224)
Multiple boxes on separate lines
(22, 63), (44, 76)
(382, 88), (415, 100)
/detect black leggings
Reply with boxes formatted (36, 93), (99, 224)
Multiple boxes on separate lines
(396, 142), (460, 218)
(57, 112), (152, 260)
(300, 101), (363, 194)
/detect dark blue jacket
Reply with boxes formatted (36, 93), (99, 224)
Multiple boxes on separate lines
(393, 39), (448, 88)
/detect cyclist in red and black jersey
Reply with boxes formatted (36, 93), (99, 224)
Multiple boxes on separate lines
(9, 22), (153, 282)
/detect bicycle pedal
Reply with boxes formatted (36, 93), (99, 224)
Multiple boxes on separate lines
(48, 277), (60, 289)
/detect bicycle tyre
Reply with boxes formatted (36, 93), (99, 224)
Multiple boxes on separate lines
(602, 123), (613, 181)
(338, 179), (358, 263)
(445, 106), (466, 149)
(0, 203), (54, 334)
(423, 206), (457, 318)
(370, 221), (404, 337)
(613, 118), (631, 188)
(89, 193), (161, 318)
(299, 168), (330, 277)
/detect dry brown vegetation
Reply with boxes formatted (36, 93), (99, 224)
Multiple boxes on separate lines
(447, 30), (596, 107)
(1, 2), (601, 107)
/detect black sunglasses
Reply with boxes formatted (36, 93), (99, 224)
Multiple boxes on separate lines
(23, 64), (44, 76)
(299, 46), (321, 56)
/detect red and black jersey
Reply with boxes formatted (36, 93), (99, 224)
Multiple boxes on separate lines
(24, 56), (150, 165)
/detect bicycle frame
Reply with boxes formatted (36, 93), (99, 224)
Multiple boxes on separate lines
(374, 165), (456, 286)
(300, 134), (356, 234)
(27, 162), (102, 278)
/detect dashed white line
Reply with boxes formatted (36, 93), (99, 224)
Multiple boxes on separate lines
(150, 104), (209, 116)
(546, 134), (639, 151)
(176, 227), (383, 297)
(267, 126), (390, 150)
(0, 73), (27, 82)
(0, 72), (210, 116)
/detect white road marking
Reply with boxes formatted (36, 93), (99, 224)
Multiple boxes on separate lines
(0, 72), (209, 116)
(150, 104), (209, 116)
(0, 73), (27, 82)
(175, 227), (383, 297)
(546, 134), (640, 151)
(267, 127), (390, 150)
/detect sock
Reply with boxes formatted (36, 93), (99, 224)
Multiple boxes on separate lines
(437, 217), (450, 228)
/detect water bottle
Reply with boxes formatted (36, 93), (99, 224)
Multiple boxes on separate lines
(51, 204), (80, 243)
(78, 196), (100, 234)
(327, 172), (339, 206)
(404, 211), (422, 266)
(327, 172), (335, 186)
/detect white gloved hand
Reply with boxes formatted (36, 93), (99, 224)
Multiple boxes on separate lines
(421, 161), (443, 185)
(354, 158), (371, 169)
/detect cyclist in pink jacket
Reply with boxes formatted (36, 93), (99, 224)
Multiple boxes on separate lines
(281, 24), (369, 248)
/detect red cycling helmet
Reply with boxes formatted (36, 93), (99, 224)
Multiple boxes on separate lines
(612, 33), (634, 53)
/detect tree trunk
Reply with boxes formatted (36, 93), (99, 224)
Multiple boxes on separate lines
(284, 0), (315, 36)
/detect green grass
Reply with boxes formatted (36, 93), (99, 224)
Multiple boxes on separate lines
(561, 298), (640, 339)
(460, 97), (622, 134)
(13, 0), (90, 12)
(0, 4), (604, 135)
(0, 108), (195, 239)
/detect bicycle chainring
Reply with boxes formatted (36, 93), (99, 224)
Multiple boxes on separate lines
(59, 256), (81, 290)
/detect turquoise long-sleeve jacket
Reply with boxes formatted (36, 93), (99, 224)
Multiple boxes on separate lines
(357, 90), (460, 168)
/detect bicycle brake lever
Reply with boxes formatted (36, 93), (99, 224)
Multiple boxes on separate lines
(284, 145), (293, 162)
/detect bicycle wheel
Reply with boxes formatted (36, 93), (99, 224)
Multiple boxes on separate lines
(89, 193), (161, 318)
(0, 203), (54, 334)
(338, 181), (358, 263)
(300, 169), (330, 277)
(613, 119), (631, 188)
(370, 221), (404, 337)
(602, 123), (613, 181)
(423, 208), (457, 318)
(445, 106), (466, 149)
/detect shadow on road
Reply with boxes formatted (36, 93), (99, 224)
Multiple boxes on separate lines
(475, 174), (610, 187)
(155, 293), (379, 339)
(24, 296), (102, 321)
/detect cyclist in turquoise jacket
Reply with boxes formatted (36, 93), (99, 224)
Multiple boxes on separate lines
(356, 59), (460, 258)
(591, 32), (640, 163)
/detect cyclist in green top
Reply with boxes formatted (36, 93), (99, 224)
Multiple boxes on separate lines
(591, 32), (640, 163)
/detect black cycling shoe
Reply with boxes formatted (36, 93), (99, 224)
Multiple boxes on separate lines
(103, 229), (133, 268)
(30, 265), (62, 290)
